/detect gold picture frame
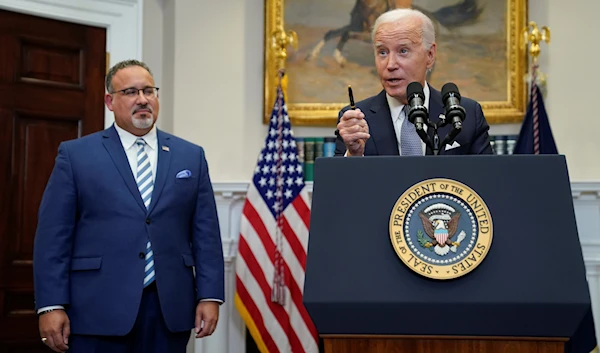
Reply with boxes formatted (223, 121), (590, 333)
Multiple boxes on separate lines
(264, 0), (529, 126)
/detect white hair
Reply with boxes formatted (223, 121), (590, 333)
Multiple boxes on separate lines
(371, 8), (436, 50)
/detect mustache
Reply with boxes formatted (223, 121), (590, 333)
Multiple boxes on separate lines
(132, 105), (153, 115)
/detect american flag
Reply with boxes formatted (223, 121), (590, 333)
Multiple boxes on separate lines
(234, 78), (319, 353)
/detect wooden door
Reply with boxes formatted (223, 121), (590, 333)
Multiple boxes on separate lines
(0, 9), (106, 352)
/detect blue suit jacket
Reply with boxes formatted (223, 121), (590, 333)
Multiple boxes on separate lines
(33, 125), (224, 335)
(335, 88), (493, 155)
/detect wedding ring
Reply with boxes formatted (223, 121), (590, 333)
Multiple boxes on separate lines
(41, 337), (47, 343)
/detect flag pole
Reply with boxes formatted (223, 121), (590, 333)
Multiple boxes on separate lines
(522, 22), (550, 155)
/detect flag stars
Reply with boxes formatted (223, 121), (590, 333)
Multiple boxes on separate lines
(295, 177), (303, 186)
(269, 128), (277, 137)
(285, 189), (293, 199)
(287, 165), (296, 174)
(269, 178), (275, 186)
(267, 141), (275, 150)
(286, 177), (294, 187)
(275, 190), (283, 198)
(265, 190), (274, 199)
(272, 201), (281, 212)
(282, 140), (289, 149)
(296, 165), (303, 173)
(288, 153), (296, 161)
(277, 178), (285, 187)
(262, 165), (270, 174)
(255, 166), (261, 174)
(281, 153), (288, 162)
(283, 128), (290, 136)
(270, 165), (277, 174)
(258, 177), (267, 187)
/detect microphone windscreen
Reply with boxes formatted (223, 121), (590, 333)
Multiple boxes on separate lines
(441, 82), (461, 102)
(407, 81), (424, 100)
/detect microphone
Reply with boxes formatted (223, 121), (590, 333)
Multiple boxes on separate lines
(441, 83), (466, 131)
(406, 82), (428, 131)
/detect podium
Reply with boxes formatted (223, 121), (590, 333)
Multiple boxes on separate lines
(304, 155), (596, 353)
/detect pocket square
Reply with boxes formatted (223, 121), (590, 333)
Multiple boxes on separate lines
(445, 141), (461, 151)
(176, 170), (192, 179)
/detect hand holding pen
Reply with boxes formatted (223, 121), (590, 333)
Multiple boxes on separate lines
(336, 85), (370, 156)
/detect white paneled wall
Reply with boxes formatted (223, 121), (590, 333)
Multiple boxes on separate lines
(201, 182), (600, 353)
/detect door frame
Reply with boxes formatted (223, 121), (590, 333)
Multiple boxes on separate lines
(0, 0), (143, 129)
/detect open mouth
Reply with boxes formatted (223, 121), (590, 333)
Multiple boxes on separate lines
(387, 78), (403, 85)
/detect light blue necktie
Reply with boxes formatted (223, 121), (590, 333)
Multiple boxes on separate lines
(400, 105), (423, 156)
(136, 138), (155, 287)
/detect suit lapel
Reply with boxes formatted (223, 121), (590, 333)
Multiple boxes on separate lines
(368, 90), (399, 155)
(102, 126), (146, 212)
(147, 130), (171, 214)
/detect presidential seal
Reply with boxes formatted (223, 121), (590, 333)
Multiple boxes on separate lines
(389, 178), (493, 280)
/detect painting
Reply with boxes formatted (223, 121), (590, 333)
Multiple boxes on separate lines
(263, 0), (528, 126)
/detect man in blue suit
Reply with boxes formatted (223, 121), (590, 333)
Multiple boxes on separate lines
(33, 60), (224, 352)
(335, 8), (493, 156)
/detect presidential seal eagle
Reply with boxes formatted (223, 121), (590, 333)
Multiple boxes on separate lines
(418, 203), (466, 256)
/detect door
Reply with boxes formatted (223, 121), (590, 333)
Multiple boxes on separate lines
(0, 9), (106, 352)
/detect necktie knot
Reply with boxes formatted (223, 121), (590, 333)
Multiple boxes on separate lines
(136, 138), (146, 147)
(402, 104), (410, 119)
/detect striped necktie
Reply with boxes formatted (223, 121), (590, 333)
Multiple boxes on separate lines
(136, 138), (155, 287)
(400, 105), (423, 156)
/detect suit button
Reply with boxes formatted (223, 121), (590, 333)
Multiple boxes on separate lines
(145, 219), (151, 224)
(139, 252), (145, 259)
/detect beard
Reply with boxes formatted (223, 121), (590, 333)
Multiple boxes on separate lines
(131, 105), (154, 129)
(132, 114), (154, 129)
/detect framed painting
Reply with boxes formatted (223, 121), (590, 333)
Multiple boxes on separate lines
(264, 0), (528, 126)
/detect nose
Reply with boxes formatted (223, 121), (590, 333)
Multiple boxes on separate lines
(135, 90), (149, 104)
(386, 52), (399, 71)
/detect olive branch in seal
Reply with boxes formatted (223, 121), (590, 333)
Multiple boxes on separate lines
(417, 229), (434, 251)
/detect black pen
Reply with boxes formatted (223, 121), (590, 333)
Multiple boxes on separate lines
(335, 86), (357, 138)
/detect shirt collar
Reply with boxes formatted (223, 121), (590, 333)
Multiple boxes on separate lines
(113, 122), (158, 151)
(387, 81), (431, 122)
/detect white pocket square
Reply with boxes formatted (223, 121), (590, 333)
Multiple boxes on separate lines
(445, 141), (461, 151)
(176, 170), (192, 179)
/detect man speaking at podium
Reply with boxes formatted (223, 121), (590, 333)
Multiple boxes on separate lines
(334, 8), (493, 157)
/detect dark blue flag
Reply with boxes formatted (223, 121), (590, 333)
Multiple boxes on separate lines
(513, 82), (558, 154)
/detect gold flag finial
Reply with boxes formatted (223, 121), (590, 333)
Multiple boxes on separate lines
(271, 26), (298, 95)
(272, 26), (298, 69)
(522, 21), (550, 65)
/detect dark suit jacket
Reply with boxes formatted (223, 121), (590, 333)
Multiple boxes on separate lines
(33, 125), (225, 335)
(335, 87), (493, 156)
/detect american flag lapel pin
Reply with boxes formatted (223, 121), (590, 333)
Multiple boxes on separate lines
(162, 146), (170, 152)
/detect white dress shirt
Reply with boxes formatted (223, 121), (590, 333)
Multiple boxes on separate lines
(388, 82), (430, 156)
(114, 122), (158, 182)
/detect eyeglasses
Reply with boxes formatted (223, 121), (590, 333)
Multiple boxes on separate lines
(111, 87), (159, 98)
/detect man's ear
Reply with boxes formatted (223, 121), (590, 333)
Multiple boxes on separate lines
(426, 43), (437, 70)
(104, 93), (114, 111)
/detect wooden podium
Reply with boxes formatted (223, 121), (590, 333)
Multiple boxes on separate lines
(304, 155), (596, 353)
(322, 335), (567, 353)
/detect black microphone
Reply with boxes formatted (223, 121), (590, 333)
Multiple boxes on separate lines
(406, 82), (428, 131)
(441, 83), (466, 130)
